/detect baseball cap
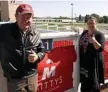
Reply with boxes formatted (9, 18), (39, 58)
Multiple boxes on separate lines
(16, 4), (34, 15)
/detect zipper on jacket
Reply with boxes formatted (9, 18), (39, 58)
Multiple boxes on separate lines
(22, 33), (27, 64)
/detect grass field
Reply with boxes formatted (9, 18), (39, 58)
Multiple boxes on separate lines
(35, 22), (108, 31)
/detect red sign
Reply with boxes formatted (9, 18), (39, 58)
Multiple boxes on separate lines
(37, 45), (76, 92)
(104, 41), (108, 79)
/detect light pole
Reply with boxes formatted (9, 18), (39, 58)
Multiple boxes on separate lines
(71, 3), (74, 27)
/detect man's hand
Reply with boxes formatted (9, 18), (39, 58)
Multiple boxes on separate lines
(28, 49), (39, 63)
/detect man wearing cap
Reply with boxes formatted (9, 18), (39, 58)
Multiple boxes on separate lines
(0, 4), (45, 92)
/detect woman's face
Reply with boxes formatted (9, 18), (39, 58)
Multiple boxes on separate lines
(87, 18), (97, 30)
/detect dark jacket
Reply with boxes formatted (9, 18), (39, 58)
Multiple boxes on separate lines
(79, 30), (105, 86)
(0, 22), (45, 78)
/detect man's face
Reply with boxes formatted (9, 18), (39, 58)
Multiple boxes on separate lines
(16, 13), (33, 31)
(87, 19), (97, 30)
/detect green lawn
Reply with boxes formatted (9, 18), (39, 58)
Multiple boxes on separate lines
(97, 23), (108, 30)
(35, 22), (108, 31)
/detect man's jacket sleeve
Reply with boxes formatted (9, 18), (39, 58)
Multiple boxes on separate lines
(0, 25), (2, 61)
(35, 32), (45, 62)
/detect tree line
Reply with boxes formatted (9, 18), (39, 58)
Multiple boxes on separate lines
(52, 13), (108, 23)
(79, 13), (108, 23)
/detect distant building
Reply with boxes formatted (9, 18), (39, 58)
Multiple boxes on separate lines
(0, 0), (22, 22)
(0, 1), (77, 23)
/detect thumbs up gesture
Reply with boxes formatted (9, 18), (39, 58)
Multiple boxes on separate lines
(89, 34), (96, 44)
(28, 49), (39, 63)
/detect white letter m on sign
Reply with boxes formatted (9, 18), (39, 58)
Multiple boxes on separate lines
(42, 66), (56, 80)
